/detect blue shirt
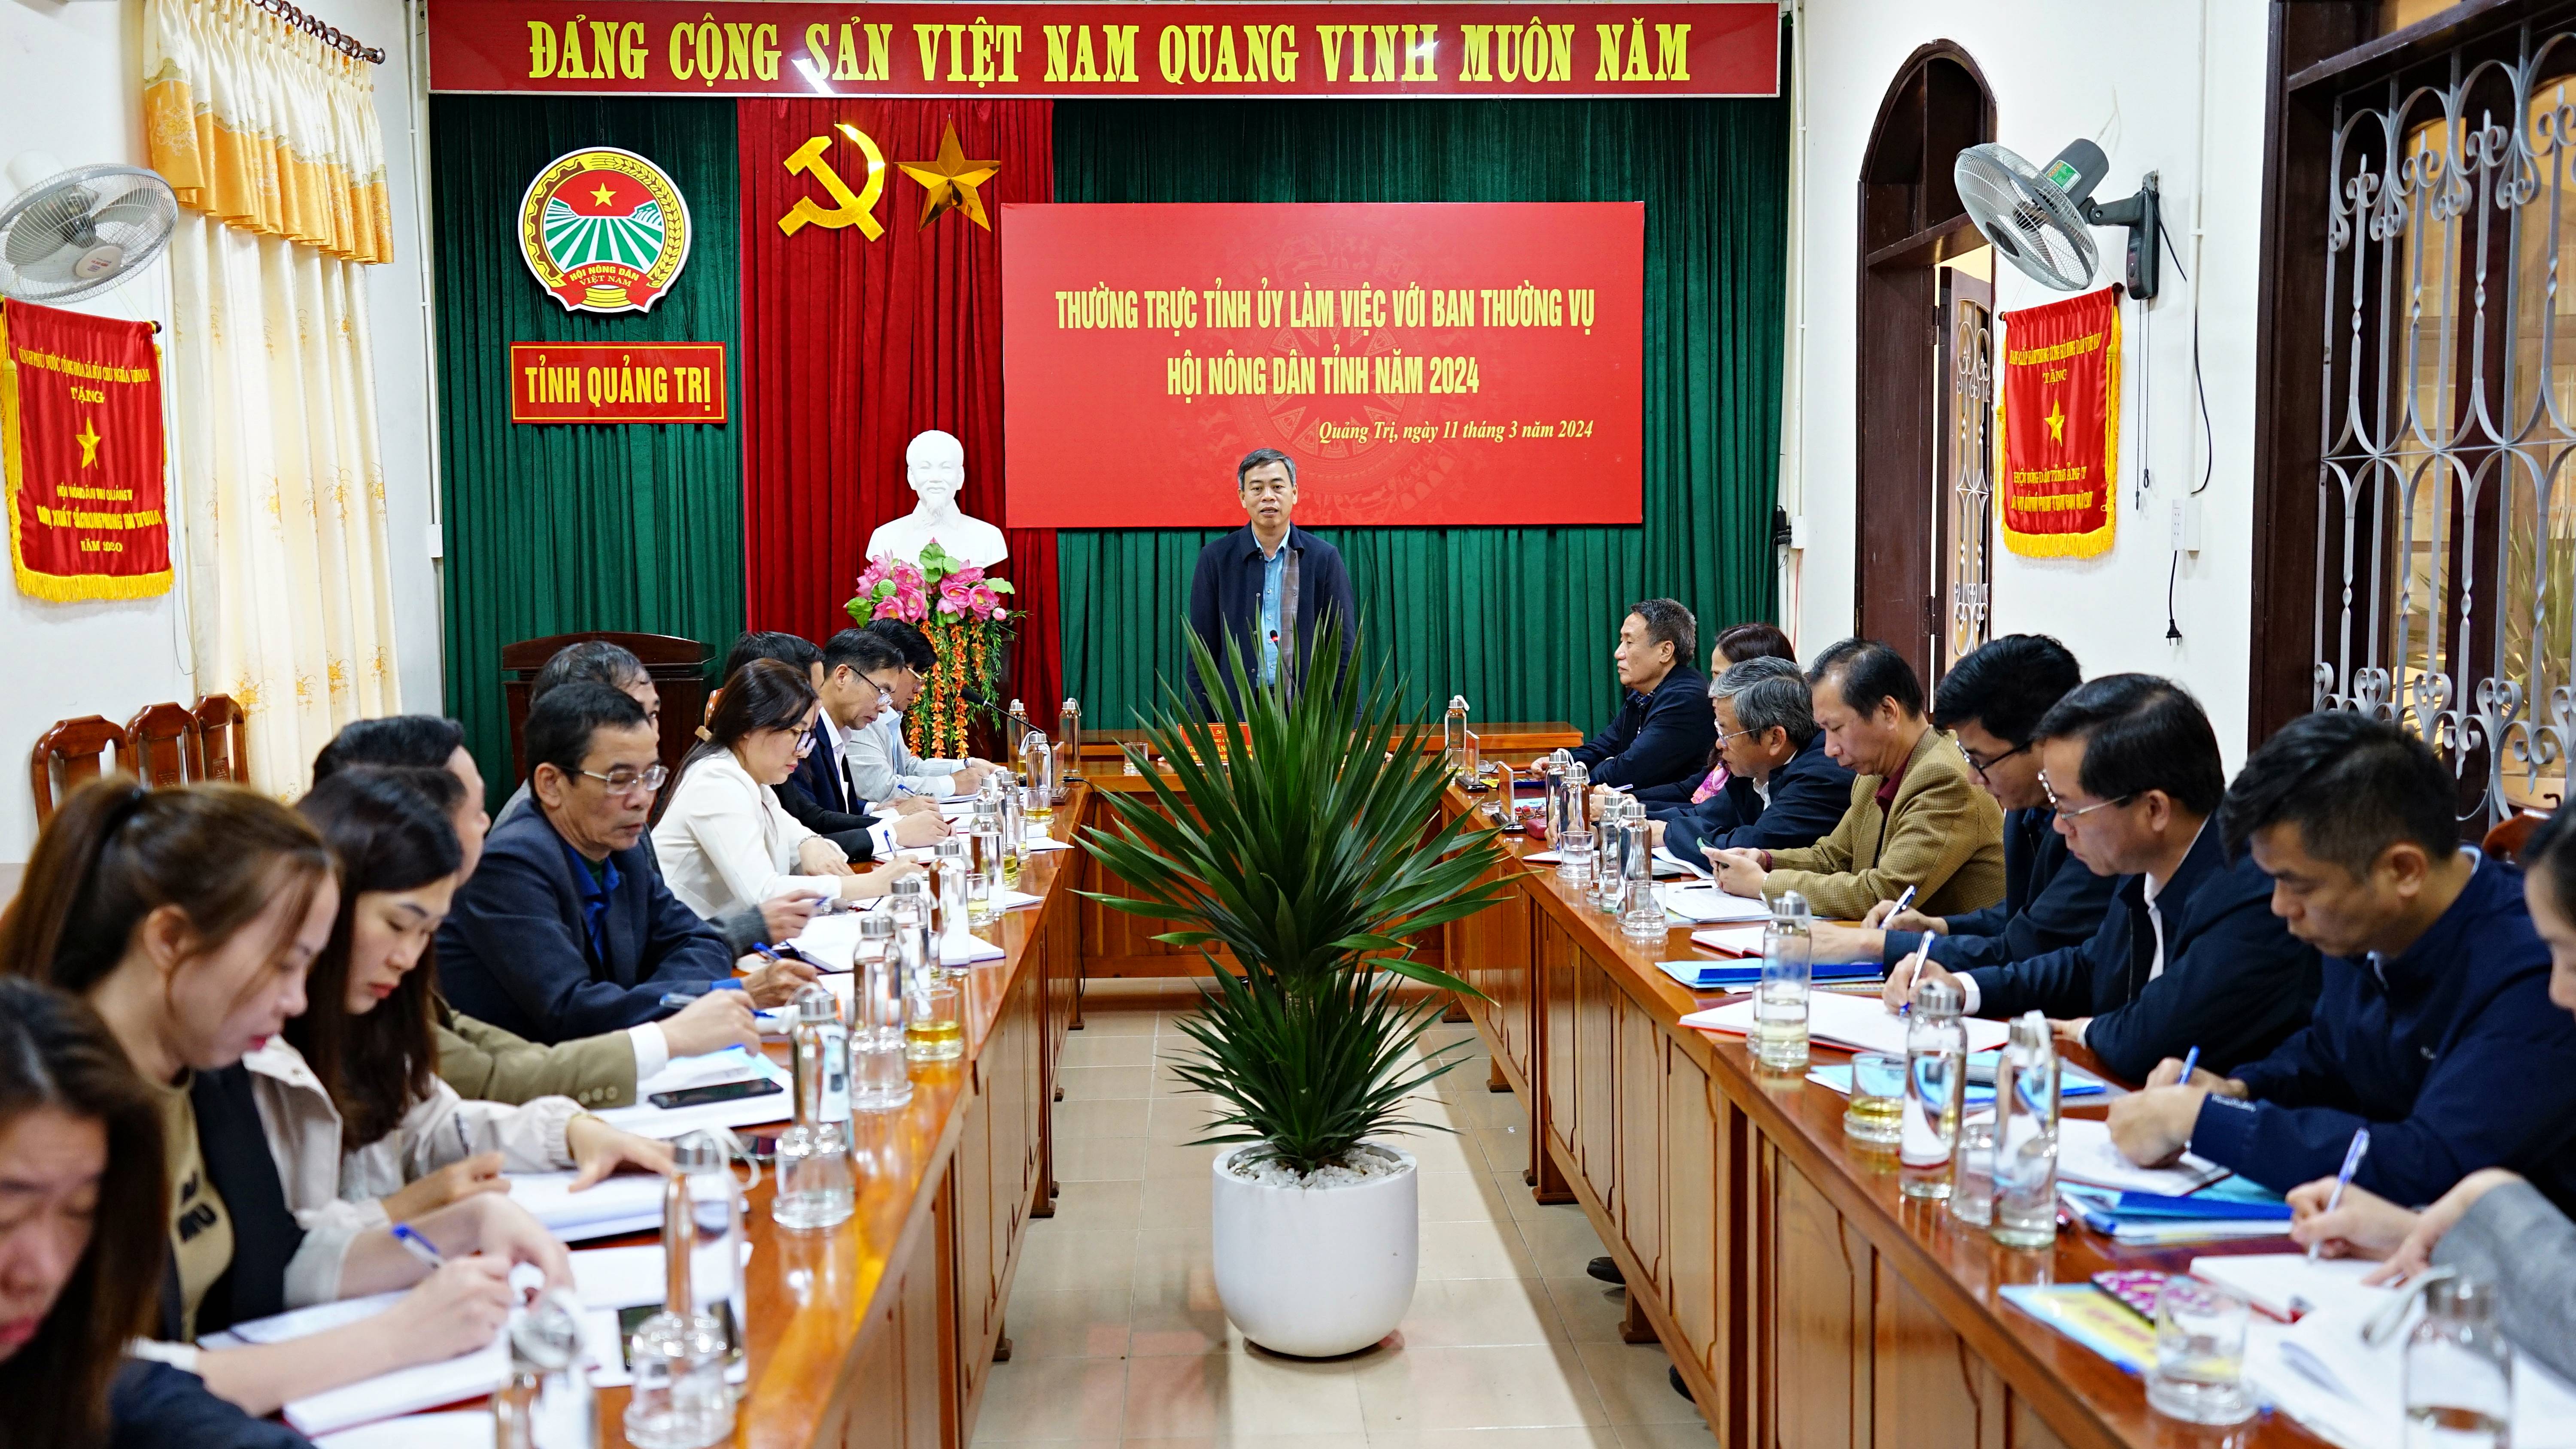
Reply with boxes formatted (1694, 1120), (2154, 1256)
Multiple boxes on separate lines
(1258, 541), (1287, 685)
(560, 838), (621, 965)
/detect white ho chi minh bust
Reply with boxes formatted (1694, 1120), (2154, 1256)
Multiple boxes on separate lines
(864, 430), (1009, 571)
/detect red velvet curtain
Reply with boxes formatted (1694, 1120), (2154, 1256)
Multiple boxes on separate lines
(735, 98), (1059, 724)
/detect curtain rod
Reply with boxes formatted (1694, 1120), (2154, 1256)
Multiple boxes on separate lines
(244, 0), (387, 64)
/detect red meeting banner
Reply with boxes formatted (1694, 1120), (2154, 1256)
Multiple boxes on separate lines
(428, 2), (1778, 99)
(999, 203), (1643, 528)
(0, 299), (170, 602)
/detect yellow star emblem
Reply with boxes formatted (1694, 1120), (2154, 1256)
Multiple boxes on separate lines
(898, 121), (1001, 230)
(2044, 399), (2067, 444)
(74, 417), (101, 468)
(590, 182), (617, 207)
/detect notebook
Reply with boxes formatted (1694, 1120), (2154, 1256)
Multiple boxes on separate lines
(1680, 989), (2012, 1056)
(502, 1169), (669, 1243)
(2052, 1117), (2230, 1194)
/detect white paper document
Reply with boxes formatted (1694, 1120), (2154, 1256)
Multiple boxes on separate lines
(2053, 1116), (2230, 1194)
(2186, 1252), (2388, 1323)
(941, 934), (1006, 966)
(1652, 845), (1712, 879)
(1021, 835), (1076, 853)
(314, 1412), (494, 1448)
(1681, 989), (2012, 1056)
(595, 1048), (792, 1140)
(2236, 1284), (2576, 1449)
(504, 1169), (669, 1243)
(1656, 884), (1772, 924)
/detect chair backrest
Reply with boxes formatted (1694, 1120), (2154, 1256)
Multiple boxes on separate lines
(2483, 807), (2551, 866)
(192, 694), (249, 787)
(123, 703), (201, 788)
(30, 716), (129, 826)
(500, 631), (709, 788)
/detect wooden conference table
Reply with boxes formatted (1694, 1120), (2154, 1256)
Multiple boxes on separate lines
(467, 730), (2320, 1449)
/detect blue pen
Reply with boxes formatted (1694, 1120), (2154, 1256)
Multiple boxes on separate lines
(2178, 1046), (2201, 1084)
(2309, 1127), (2372, 1262)
(390, 1223), (445, 1270)
(1889, 884), (1917, 919)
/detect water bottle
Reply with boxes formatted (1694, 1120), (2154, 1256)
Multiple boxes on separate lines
(933, 842), (972, 968)
(1990, 1010), (2061, 1249)
(849, 912), (914, 1110)
(676, 1131), (747, 1379)
(1592, 796), (1627, 912)
(1537, 755), (1568, 847)
(495, 1288), (592, 1449)
(899, 895), (963, 1061)
(1445, 694), (1470, 772)
(1056, 697), (1082, 784)
(1019, 731), (1056, 831)
(1752, 890), (1812, 1070)
(998, 770), (1026, 882)
(2405, 1276), (2512, 1448)
(624, 1158), (733, 1448)
(774, 986), (854, 1231)
(1899, 976), (1966, 1198)
(969, 807), (1003, 925)
(1557, 761), (1592, 888)
(1620, 815), (1665, 943)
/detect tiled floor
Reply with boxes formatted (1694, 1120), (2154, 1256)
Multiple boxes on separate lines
(973, 997), (1717, 1449)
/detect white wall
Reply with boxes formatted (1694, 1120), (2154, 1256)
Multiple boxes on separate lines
(0, 0), (443, 858)
(1782, 0), (2270, 764)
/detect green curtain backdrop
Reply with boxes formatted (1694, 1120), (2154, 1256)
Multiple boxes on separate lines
(431, 97), (744, 801)
(1052, 97), (1789, 733)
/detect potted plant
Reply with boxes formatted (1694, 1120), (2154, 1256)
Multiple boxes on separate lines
(1080, 628), (1510, 1357)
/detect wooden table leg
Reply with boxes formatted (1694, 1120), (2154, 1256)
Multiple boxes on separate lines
(1488, 1057), (1510, 1092)
(1619, 1287), (1659, 1345)
(1443, 994), (1471, 1023)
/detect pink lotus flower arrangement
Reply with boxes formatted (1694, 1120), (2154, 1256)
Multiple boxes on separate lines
(846, 540), (1017, 760)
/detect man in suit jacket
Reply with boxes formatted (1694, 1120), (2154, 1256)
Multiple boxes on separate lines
(437, 683), (817, 1043)
(1809, 635), (2117, 973)
(1185, 448), (1357, 715)
(1889, 675), (2320, 1083)
(1713, 638), (2004, 921)
(795, 628), (951, 853)
(1570, 598), (1716, 794)
(1648, 657), (1853, 867)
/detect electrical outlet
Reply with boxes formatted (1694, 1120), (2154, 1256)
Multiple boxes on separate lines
(2169, 498), (2205, 554)
(2169, 499), (2184, 549)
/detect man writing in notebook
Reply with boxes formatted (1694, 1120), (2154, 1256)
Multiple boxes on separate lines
(2107, 712), (2576, 1208)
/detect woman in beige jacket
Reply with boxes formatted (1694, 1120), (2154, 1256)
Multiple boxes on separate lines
(255, 768), (674, 1237)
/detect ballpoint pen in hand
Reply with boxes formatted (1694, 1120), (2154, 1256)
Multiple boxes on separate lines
(1889, 884), (1917, 919)
(2309, 1127), (2372, 1263)
(2178, 1045), (2201, 1085)
(391, 1223), (445, 1270)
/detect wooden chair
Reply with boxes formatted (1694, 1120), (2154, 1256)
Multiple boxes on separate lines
(2483, 807), (2552, 865)
(30, 716), (129, 826)
(501, 631), (709, 786)
(123, 703), (200, 788)
(192, 694), (249, 786)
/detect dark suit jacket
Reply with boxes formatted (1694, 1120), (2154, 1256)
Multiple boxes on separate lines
(781, 715), (880, 861)
(1656, 734), (1853, 867)
(1965, 825), (2321, 1083)
(1882, 807), (2117, 971)
(1185, 524), (1356, 714)
(1571, 667), (1716, 793)
(2196, 856), (2576, 1210)
(112, 1360), (316, 1449)
(436, 806), (734, 1042)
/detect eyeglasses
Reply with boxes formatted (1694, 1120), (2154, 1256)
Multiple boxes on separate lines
(1717, 726), (1765, 746)
(2039, 773), (2132, 822)
(577, 763), (668, 796)
(1957, 738), (2031, 779)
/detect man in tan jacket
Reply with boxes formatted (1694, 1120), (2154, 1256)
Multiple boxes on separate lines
(1711, 638), (2004, 921)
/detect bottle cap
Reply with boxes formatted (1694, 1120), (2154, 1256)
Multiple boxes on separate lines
(858, 912), (896, 940)
(1911, 976), (1963, 1018)
(892, 874), (930, 897)
(2008, 1011), (2048, 1052)
(670, 1130), (727, 1173)
(795, 983), (841, 1022)
(934, 838), (969, 859)
(1772, 889), (1811, 924)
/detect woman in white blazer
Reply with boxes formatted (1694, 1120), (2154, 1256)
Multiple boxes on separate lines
(653, 658), (917, 921)
(256, 769), (675, 1232)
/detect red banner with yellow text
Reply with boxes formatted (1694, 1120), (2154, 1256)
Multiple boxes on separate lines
(0, 299), (170, 602)
(429, 2), (1778, 99)
(510, 342), (729, 423)
(1997, 288), (2119, 560)
(999, 202), (1643, 528)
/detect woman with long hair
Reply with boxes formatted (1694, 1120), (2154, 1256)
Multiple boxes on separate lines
(255, 766), (671, 1227)
(653, 657), (916, 921)
(0, 779), (571, 1417)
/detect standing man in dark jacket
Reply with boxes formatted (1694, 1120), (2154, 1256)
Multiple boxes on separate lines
(1883, 674), (2320, 1084)
(1810, 634), (2115, 973)
(1571, 599), (1714, 793)
(1647, 657), (1853, 867)
(1185, 449), (1357, 715)
(438, 684), (817, 1042)
(2110, 712), (2576, 1209)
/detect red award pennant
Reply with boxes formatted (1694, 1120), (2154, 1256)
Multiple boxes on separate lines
(0, 299), (171, 601)
(1996, 287), (2119, 560)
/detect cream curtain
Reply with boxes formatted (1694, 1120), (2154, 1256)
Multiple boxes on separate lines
(168, 213), (400, 795)
(145, 0), (392, 264)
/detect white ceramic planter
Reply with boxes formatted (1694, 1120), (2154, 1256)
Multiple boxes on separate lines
(1208, 1143), (1419, 1358)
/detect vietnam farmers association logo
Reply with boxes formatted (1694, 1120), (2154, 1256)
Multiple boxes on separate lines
(518, 147), (692, 314)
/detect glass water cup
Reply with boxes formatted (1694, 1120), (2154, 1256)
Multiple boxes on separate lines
(1947, 1120), (1996, 1227)
(1843, 1052), (1905, 1144)
(2146, 1276), (2254, 1425)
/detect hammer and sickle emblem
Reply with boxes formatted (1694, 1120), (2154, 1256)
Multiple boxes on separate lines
(777, 125), (886, 239)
